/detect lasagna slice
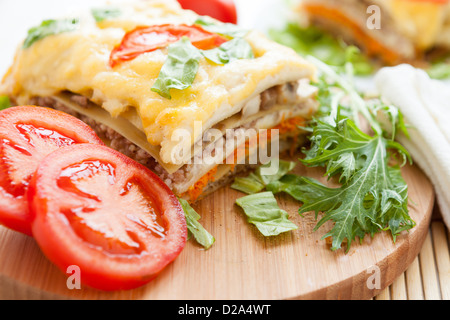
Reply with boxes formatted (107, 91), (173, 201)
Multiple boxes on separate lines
(1, 0), (318, 202)
(298, 0), (450, 65)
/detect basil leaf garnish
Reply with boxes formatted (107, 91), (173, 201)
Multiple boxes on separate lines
(202, 38), (254, 65)
(23, 18), (79, 49)
(91, 7), (121, 23)
(151, 37), (202, 99)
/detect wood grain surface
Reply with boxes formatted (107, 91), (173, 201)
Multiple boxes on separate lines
(0, 162), (434, 300)
(375, 219), (450, 300)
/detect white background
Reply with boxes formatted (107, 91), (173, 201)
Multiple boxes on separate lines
(0, 0), (285, 76)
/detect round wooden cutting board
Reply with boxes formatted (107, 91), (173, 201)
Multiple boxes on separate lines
(0, 161), (434, 300)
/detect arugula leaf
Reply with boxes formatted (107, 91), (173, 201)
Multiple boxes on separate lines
(179, 198), (215, 249)
(151, 37), (202, 99)
(301, 118), (412, 251)
(265, 58), (414, 251)
(268, 23), (373, 76)
(231, 160), (296, 194)
(268, 123), (414, 251)
(371, 103), (409, 141)
(91, 7), (121, 23)
(194, 16), (249, 38)
(0, 96), (11, 111)
(236, 191), (298, 236)
(23, 18), (79, 49)
(202, 38), (254, 65)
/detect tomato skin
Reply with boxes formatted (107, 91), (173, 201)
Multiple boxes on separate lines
(0, 106), (104, 236)
(29, 144), (187, 291)
(177, 0), (238, 24)
(110, 24), (228, 67)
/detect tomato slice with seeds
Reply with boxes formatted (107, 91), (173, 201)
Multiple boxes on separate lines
(110, 24), (228, 67)
(0, 106), (104, 235)
(28, 144), (187, 291)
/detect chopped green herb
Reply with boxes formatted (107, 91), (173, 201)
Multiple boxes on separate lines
(202, 38), (254, 65)
(232, 173), (265, 195)
(0, 96), (11, 111)
(268, 23), (374, 76)
(236, 191), (298, 236)
(194, 16), (249, 38)
(91, 7), (121, 23)
(151, 37), (202, 99)
(231, 160), (296, 194)
(179, 198), (215, 249)
(23, 18), (79, 49)
(151, 24), (254, 99)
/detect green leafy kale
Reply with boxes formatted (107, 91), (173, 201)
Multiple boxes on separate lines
(23, 18), (79, 49)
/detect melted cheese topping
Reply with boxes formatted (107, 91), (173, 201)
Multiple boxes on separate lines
(2, 0), (315, 165)
(386, 0), (449, 50)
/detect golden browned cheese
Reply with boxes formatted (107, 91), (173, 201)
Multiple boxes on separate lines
(1, 0), (315, 165)
(380, 0), (450, 50)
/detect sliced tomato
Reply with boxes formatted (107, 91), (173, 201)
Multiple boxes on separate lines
(0, 106), (104, 236)
(28, 143), (187, 291)
(177, 0), (238, 24)
(110, 24), (228, 67)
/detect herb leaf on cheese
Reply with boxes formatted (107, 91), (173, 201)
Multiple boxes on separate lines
(194, 16), (249, 38)
(23, 18), (79, 49)
(179, 198), (215, 249)
(91, 7), (121, 23)
(202, 38), (254, 65)
(151, 37), (202, 99)
(152, 23), (254, 99)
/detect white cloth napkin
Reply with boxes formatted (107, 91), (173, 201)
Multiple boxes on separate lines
(374, 64), (450, 229)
